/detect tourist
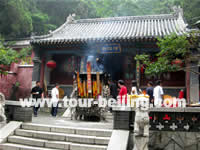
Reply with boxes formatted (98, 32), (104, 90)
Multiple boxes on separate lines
(108, 80), (118, 112)
(108, 80), (118, 99)
(153, 80), (164, 107)
(131, 80), (138, 95)
(31, 81), (43, 117)
(118, 80), (127, 105)
(146, 81), (154, 104)
(102, 81), (110, 99)
(178, 89), (184, 99)
(51, 83), (60, 117)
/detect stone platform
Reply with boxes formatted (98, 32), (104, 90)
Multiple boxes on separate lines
(32, 112), (113, 129)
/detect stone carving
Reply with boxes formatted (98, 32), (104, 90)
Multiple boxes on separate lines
(133, 99), (149, 150)
(172, 6), (183, 17)
(0, 92), (6, 122)
(66, 13), (76, 24)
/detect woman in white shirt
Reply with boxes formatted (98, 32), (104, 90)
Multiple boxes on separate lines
(131, 80), (138, 95)
(153, 80), (164, 107)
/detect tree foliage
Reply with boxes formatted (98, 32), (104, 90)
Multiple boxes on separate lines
(0, 38), (31, 75)
(135, 33), (198, 76)
(0, 0), (199, 38)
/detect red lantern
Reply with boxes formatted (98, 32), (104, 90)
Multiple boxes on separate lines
(46, 60), (56, 69)
(171, 59), (183, 67)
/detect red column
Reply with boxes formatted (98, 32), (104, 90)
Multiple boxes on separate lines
(186, 60), (190, 103)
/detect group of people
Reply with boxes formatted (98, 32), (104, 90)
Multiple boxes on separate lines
(31, 81), (60, 117)
(31, 79), (165, 117)
(107, 79), (164, 106)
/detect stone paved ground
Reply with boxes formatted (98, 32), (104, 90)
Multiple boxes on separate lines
(32, 112), (113, 129)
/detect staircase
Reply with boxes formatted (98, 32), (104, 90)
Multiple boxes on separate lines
(1, 123), (112, 150)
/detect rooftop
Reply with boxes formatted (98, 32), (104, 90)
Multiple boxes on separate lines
(31, 6), (189, 45)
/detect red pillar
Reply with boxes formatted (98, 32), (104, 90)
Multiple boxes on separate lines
(186, 60), (190, 103)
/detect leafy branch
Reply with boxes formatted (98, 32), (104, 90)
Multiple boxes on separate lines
(0, 37), (31, 75)
(135, 32), (198, 76)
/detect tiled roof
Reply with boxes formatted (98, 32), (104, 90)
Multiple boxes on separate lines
(31, 7), (189, 45)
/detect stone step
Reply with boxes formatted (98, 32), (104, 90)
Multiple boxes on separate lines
(22, 123), (112, 137)
(7, 136), (107, 150)
(15, 129), (110, 145)
(0, 143), (59, 150)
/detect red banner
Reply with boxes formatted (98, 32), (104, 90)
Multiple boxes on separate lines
(87, 62), (92, 93)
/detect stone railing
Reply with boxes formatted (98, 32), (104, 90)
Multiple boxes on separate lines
(113, 106), (200, 132)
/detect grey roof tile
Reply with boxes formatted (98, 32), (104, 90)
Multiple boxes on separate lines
(31, 11), (189, 45)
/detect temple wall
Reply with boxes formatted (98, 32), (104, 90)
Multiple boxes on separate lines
(16, 66), (33, 100)
(0, 51), (34, 100)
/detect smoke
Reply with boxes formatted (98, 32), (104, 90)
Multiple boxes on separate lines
(81, 55), (104, 72)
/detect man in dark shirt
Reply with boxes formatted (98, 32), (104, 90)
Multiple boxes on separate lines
(146, 81), (154, 105)
(108, 80), (118, 99)
(31, 81), (43, 117)
(108, 80), (118, 112)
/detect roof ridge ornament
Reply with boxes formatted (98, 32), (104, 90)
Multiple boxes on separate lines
(66, 13), (76, 24)
(172, 5), (183, 18)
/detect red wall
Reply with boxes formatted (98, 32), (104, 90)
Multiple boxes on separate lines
(16, 66), (33, 100)
(0, 64), (33, 100)
(0, 51), (34, 100)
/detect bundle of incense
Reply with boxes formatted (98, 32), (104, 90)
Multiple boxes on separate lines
(77, 72), (81, 97)
(83, 80), (86, 97)
(80, 82), (84, 97)
(93, 81), (97, 98)
(97, 72), (100, 95)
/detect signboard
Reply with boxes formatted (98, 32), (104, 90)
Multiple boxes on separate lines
(99, 43), (121, 53)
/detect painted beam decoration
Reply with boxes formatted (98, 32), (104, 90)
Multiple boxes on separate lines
(98, 43), (121, 53)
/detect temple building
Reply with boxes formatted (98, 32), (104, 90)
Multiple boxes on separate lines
(30, 7), (199, 102)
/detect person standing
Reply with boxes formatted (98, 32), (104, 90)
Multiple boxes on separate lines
(131, 80), (138, 95)
(153, 80), (164, 107)
(118, 80), (127, 105)
(31, 81), (43, 117)
(146, 81), (154, 104)
(108, 80), (118, 112)
(108, 80), (118, 99)
(51, 83), (60, 117)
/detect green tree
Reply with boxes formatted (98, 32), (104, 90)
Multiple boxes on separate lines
(0, 37), (31, 75)
(135, 33), (198, 76)
(0, 0), (33, 38)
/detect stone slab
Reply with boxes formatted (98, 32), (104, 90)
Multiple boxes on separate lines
(22, 123), (112, 137)
(0, 121), (22, 143)
(8, 136), (46, 147)
(45, 141), (70, 150)
(51, 126), (75, 134)
(94, 136), (110, 145)
(67, 134), (95, 144)
(70, 143), (107, 150)
(107, 130), (129, 150)
(5, 100), (22, 106)
(15, 129), (66, 141)
(184, 107), (200, 112)
(75, 128), (112, 137)
(0, 143), (59, 150)
(22, 124), (51, 132)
